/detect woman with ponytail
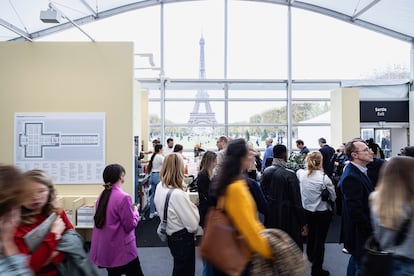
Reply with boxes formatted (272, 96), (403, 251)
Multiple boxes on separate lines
(143, 144), (164, 219)
(90, 164), (144, 276)
(296, 151), (336, 276)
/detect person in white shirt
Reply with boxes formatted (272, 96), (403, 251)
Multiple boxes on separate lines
(164, 138), (174, 155)
(154, 153), (199, 276)
(296, 151), (336, 276)
(143, 144), (164, 219)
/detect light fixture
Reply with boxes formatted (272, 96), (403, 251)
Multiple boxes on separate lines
(40, 3), (95, 42)
(40, 5), (62, 23)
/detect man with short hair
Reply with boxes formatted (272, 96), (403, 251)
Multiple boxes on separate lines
(164, 138), (174, 155)
(260, 144), (306, 250)
(215, 136), (228, 167)
(262, 137), (274, 171)
(296, 139), (309, 155)
(340, 139), (374, 275)
(318, 137), (335, 178)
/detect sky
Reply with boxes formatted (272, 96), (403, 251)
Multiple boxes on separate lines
(37, 1), (411, 80)
(36, 1), (411, 124)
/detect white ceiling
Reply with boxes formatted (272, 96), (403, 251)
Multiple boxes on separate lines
(0, 0), (413, 42)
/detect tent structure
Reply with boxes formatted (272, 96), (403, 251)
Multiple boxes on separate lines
(1, 0), (413, 43)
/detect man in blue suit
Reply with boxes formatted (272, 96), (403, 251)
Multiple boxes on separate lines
(340, 139), (374, 276)
(318, 137), (335, 178)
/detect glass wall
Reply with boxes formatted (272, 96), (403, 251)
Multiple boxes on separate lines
(39, 0), (411, 152)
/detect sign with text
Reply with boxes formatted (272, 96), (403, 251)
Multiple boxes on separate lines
(360, 101), (408, 123)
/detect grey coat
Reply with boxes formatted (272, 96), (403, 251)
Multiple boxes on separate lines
(57, 229), (99, 276)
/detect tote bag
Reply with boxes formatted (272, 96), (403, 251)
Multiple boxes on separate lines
(199, 206), (249, 276)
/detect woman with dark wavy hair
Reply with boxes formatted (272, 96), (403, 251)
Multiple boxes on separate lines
(211, 138), (272, 275)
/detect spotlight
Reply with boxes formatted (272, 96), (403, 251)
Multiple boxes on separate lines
(40, 7), (62, 23)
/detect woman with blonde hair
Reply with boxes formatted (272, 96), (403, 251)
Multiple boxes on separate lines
(370, 156), (414, 275)
(154, 153), (199, 276)
(296, 151), (336, 276)
(14, 169), (74, 276)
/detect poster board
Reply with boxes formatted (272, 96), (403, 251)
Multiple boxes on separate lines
(14, 113), (105, 184)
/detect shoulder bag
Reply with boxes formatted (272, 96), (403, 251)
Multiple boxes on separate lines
(361, 218), (411, 276)
(157, 189), (174, 242)
(320, 174), (330, 202)
(199, 197), (249, 276)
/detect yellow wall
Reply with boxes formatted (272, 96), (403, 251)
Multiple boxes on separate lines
(331, 88), (360, 147)
(0, 42), (135, 196)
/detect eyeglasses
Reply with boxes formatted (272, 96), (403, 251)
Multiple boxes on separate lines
(354, 147), (372, 153)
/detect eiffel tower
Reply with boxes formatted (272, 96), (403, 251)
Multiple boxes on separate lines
(187, 36), (217, 134)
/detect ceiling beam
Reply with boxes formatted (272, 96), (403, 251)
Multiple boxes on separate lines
(352, 0), (382, 20)
(0, 18), (32, 41)
(80, 0), (97, 18)
(9, 0), (413, 43)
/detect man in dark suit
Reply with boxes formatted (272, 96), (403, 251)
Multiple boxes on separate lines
(340, 139), (374, 276)
(318, 137), (335, 178)
(260, 144), (306, 250)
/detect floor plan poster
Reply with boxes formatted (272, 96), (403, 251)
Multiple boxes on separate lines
(14, 113), (105, 184)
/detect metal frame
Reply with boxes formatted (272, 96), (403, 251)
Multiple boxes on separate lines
(7, 0), (413, 42)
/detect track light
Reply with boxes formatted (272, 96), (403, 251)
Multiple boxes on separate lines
(39, 3), (95, 42)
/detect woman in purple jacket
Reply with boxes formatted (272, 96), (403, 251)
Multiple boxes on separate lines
(90, 164), (144, 276)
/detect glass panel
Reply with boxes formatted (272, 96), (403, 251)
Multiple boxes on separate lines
(150, 126), (226, 151)
(375, 129), (391, 158)
(228, 101), (286, 124)
(295, 126), (332, 150)
(165, 88), (224, 99)
(291, 101), (330, 124)
(361, 128), (374, 142)
(148, 101), (161, 123)
(226, 126), (287, 149)
(228, 2), (287, 79)
(228, 89), (286, 99)
(148, 89), (160, 100)
(292, 8), (410, 79)
(292, 90), (331, 99)
(164, 1), (224, 78)
(165, 101), (224, 125)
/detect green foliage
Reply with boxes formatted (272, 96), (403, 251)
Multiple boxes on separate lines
(262, 129), (268, 140)
(287, 152), (306, 172)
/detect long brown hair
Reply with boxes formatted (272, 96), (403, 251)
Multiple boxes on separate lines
(306, 151), (323, 176)
(199, 151), (217, 179)
(160, 153), (184, 190)
(0, 165), (27, 218)
(371, 156), (414, 230)
(21, 170), (59, 225)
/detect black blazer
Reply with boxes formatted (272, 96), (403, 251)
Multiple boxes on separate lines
(340, 163), (374, 258)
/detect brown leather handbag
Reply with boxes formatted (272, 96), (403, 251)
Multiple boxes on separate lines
(199, 198), (249, 276)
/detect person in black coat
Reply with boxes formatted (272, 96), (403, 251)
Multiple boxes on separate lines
(196, 151), (217, 228)
(366, 157), (386, 188)
(260, 144), (306, 250)
(246, 177), (268, 217)
(318, 138), (335, 179)
(340, 139), (374, 275)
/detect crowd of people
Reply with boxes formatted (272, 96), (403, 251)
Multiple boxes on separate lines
(1, 135), (414, 276)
